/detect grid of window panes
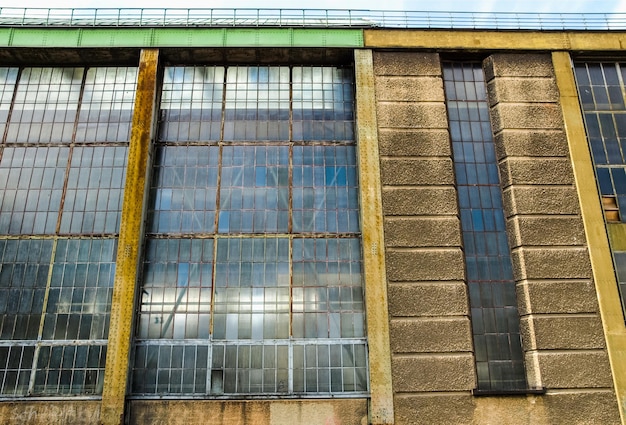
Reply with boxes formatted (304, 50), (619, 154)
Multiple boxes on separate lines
(443, 62), (527, 391)
(0, 66), (135, 397)
(133, 65), (366, 396)
(575, 62), (626, 317)
(575, 62), (626, 223)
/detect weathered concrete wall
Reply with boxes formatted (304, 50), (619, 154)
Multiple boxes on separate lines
(373, 51), (475, 424)
(129, 399), (368, 425)
(374, 50), (621, 424)
(486, 53), (619, 421)
(0, 401), (101, 425)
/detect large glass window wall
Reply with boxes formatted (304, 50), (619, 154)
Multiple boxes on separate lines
(0, 66), (136, 396)
(131, 66), (367, 396)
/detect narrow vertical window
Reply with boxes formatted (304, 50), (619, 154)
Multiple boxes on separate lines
(443, 62), (527, 392)
(132, 65), (367, 397)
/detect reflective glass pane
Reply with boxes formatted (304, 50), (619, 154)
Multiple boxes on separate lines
(147, 146), (219, 234)
(7, 68), (83, 143)
(224, 66), (290, 141)
(43, 239), (117, 340)
(213, 238), (289, 340)
(60, 146), (128, 234)
(160, 66), (224, 142)
(138, 238), (214, 340)
(292, 67), (354, 141)
(76, 67), (137, 142)
(0, 147), (69, 235)
(292, 146), (359, 233)
(218, 146), (289, 233)
(0, 239), (52, 340)
(0, 68), (18, 139)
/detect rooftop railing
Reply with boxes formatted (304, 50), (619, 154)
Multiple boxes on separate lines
(0, 8), (625, 31)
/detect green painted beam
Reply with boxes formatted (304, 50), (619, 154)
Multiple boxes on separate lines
(0, 27), (363, 48)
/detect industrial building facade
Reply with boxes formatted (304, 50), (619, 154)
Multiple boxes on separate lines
(0, 9), (625, 425)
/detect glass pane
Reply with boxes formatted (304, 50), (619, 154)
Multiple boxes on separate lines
(224, 66), (290, 141)
(218, 146), (289, 233)
(0, 67), (18, 139)
(33, 344), (106, 395)
(292, 146), (359, 233)
(76, 67), (137, 143)
(7, 68), (83, 144)
(160, 66), (224, 142)
(60, 146), (128, 234)
(138, 238), (214, 340)
(292, 67), (354, 141)
(0, 239), (53, 340)
(0, 146), (69, 235)
(43, 239), (117, 340)
(147, 146), (219, 234)
(213, 238), (289, 340)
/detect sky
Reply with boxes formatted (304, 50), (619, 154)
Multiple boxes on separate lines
(6, 0), (626, 13)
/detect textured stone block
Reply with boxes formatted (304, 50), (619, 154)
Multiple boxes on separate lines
(382, 187), (458, 216)
(517, 280), (599, 315)
(483, 53), (554, 80)
(381, 158), (454, 186)
(542, 391), (621, 425)
(530, 351), (613, 389)
(377, 102), (448, 129)
(384, 217), (461, 248)
(520, 315), (605, 350)
(388, 281), (468, 317)
(375, 76), (445, 102)
(494, 130), (569, 159)
(487, 78), (559, 106)
(490, 103), (563, 132)
(507, 216), (586, 248)
(498, 158), (574, 187)
(394, 394), (474, 425)
(373, 51), (441, 76)
(390, 317), (472, 353)
(512, 247), (591, 280)
(392, 354), (475, 392)
(503, 186), (580, 216)
(386, 249), (465, 281)
(378, 129), (451, 157)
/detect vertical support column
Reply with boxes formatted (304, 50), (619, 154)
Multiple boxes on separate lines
(553, 51), (626, 425)
(354, 49), (394, 425)
(100, 49), (160, 425)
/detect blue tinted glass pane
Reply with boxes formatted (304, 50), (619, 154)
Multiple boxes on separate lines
(596, 167), (615, 195)
(612, 168), (626, 195)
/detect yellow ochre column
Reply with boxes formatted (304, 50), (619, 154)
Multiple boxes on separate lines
(354, 49), (395, 424)
(100, 48), (160, 425)
(553, 51), (626, 425)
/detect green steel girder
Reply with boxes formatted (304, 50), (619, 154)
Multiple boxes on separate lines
(0, 27), (364, 48)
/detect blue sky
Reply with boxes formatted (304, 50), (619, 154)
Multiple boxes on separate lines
(8, 0), (626, 13)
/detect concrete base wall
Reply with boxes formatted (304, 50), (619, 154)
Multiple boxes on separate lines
(0, 401), (101, 425)
(129, 399), (368, 425)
